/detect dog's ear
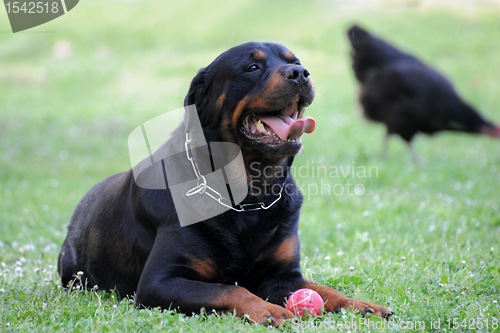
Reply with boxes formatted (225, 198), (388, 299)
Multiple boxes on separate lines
(184, 67), (209, 132)
(184, 67), (207, 108)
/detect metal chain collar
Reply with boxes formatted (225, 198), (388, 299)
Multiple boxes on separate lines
(184, 133), (283, 212)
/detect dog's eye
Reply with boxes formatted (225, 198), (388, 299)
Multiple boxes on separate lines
(246, 64), (260, 72)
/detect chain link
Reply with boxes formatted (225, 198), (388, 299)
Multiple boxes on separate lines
(183, 133), (283, 212)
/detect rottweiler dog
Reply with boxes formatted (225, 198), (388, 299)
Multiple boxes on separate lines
(58, 42), (393, 326)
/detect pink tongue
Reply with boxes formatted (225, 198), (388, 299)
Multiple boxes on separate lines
(259, 115), (316, 141)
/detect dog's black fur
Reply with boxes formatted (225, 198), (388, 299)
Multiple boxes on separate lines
(58, 42), (392, 326)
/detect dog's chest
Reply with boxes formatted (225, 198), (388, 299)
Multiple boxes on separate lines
(206, 220), (279, 277)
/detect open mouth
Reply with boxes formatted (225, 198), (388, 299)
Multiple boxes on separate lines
(241, 99), (316, 145)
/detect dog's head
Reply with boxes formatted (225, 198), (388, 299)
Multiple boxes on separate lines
(185, 42), (315, 162)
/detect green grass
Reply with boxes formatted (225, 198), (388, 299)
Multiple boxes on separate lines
(1, 0), (500, 331)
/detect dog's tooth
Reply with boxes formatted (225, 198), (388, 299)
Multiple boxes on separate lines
(249, 121), (257, 133)
(255, 119), (266, 133)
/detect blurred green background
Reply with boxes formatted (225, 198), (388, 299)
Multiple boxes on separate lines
(1, 0), (499, 331)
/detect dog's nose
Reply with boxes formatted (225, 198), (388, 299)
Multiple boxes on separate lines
(284, 65), (310, 85)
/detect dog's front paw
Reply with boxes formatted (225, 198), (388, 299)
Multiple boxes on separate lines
(243, 302), (295, 327)
(332, 298), (394, 319)
(306, 283), (393, 319)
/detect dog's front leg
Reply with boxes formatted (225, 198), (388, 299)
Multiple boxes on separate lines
(256, 275), (394, 318)
(136, 277), (294, 326)
(302, 280), (394, 318)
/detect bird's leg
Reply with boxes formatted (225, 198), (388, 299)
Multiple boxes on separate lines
(407, 141), (422, 165)
(381, 132), (390, 158)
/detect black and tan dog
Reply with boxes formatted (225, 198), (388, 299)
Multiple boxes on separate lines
(58, 42), (392, 326)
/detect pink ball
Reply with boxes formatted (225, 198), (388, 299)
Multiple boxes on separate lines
(285, 288), (325, 318)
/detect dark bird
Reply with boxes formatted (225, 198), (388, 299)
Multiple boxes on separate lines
(347, 25), (499, 162)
